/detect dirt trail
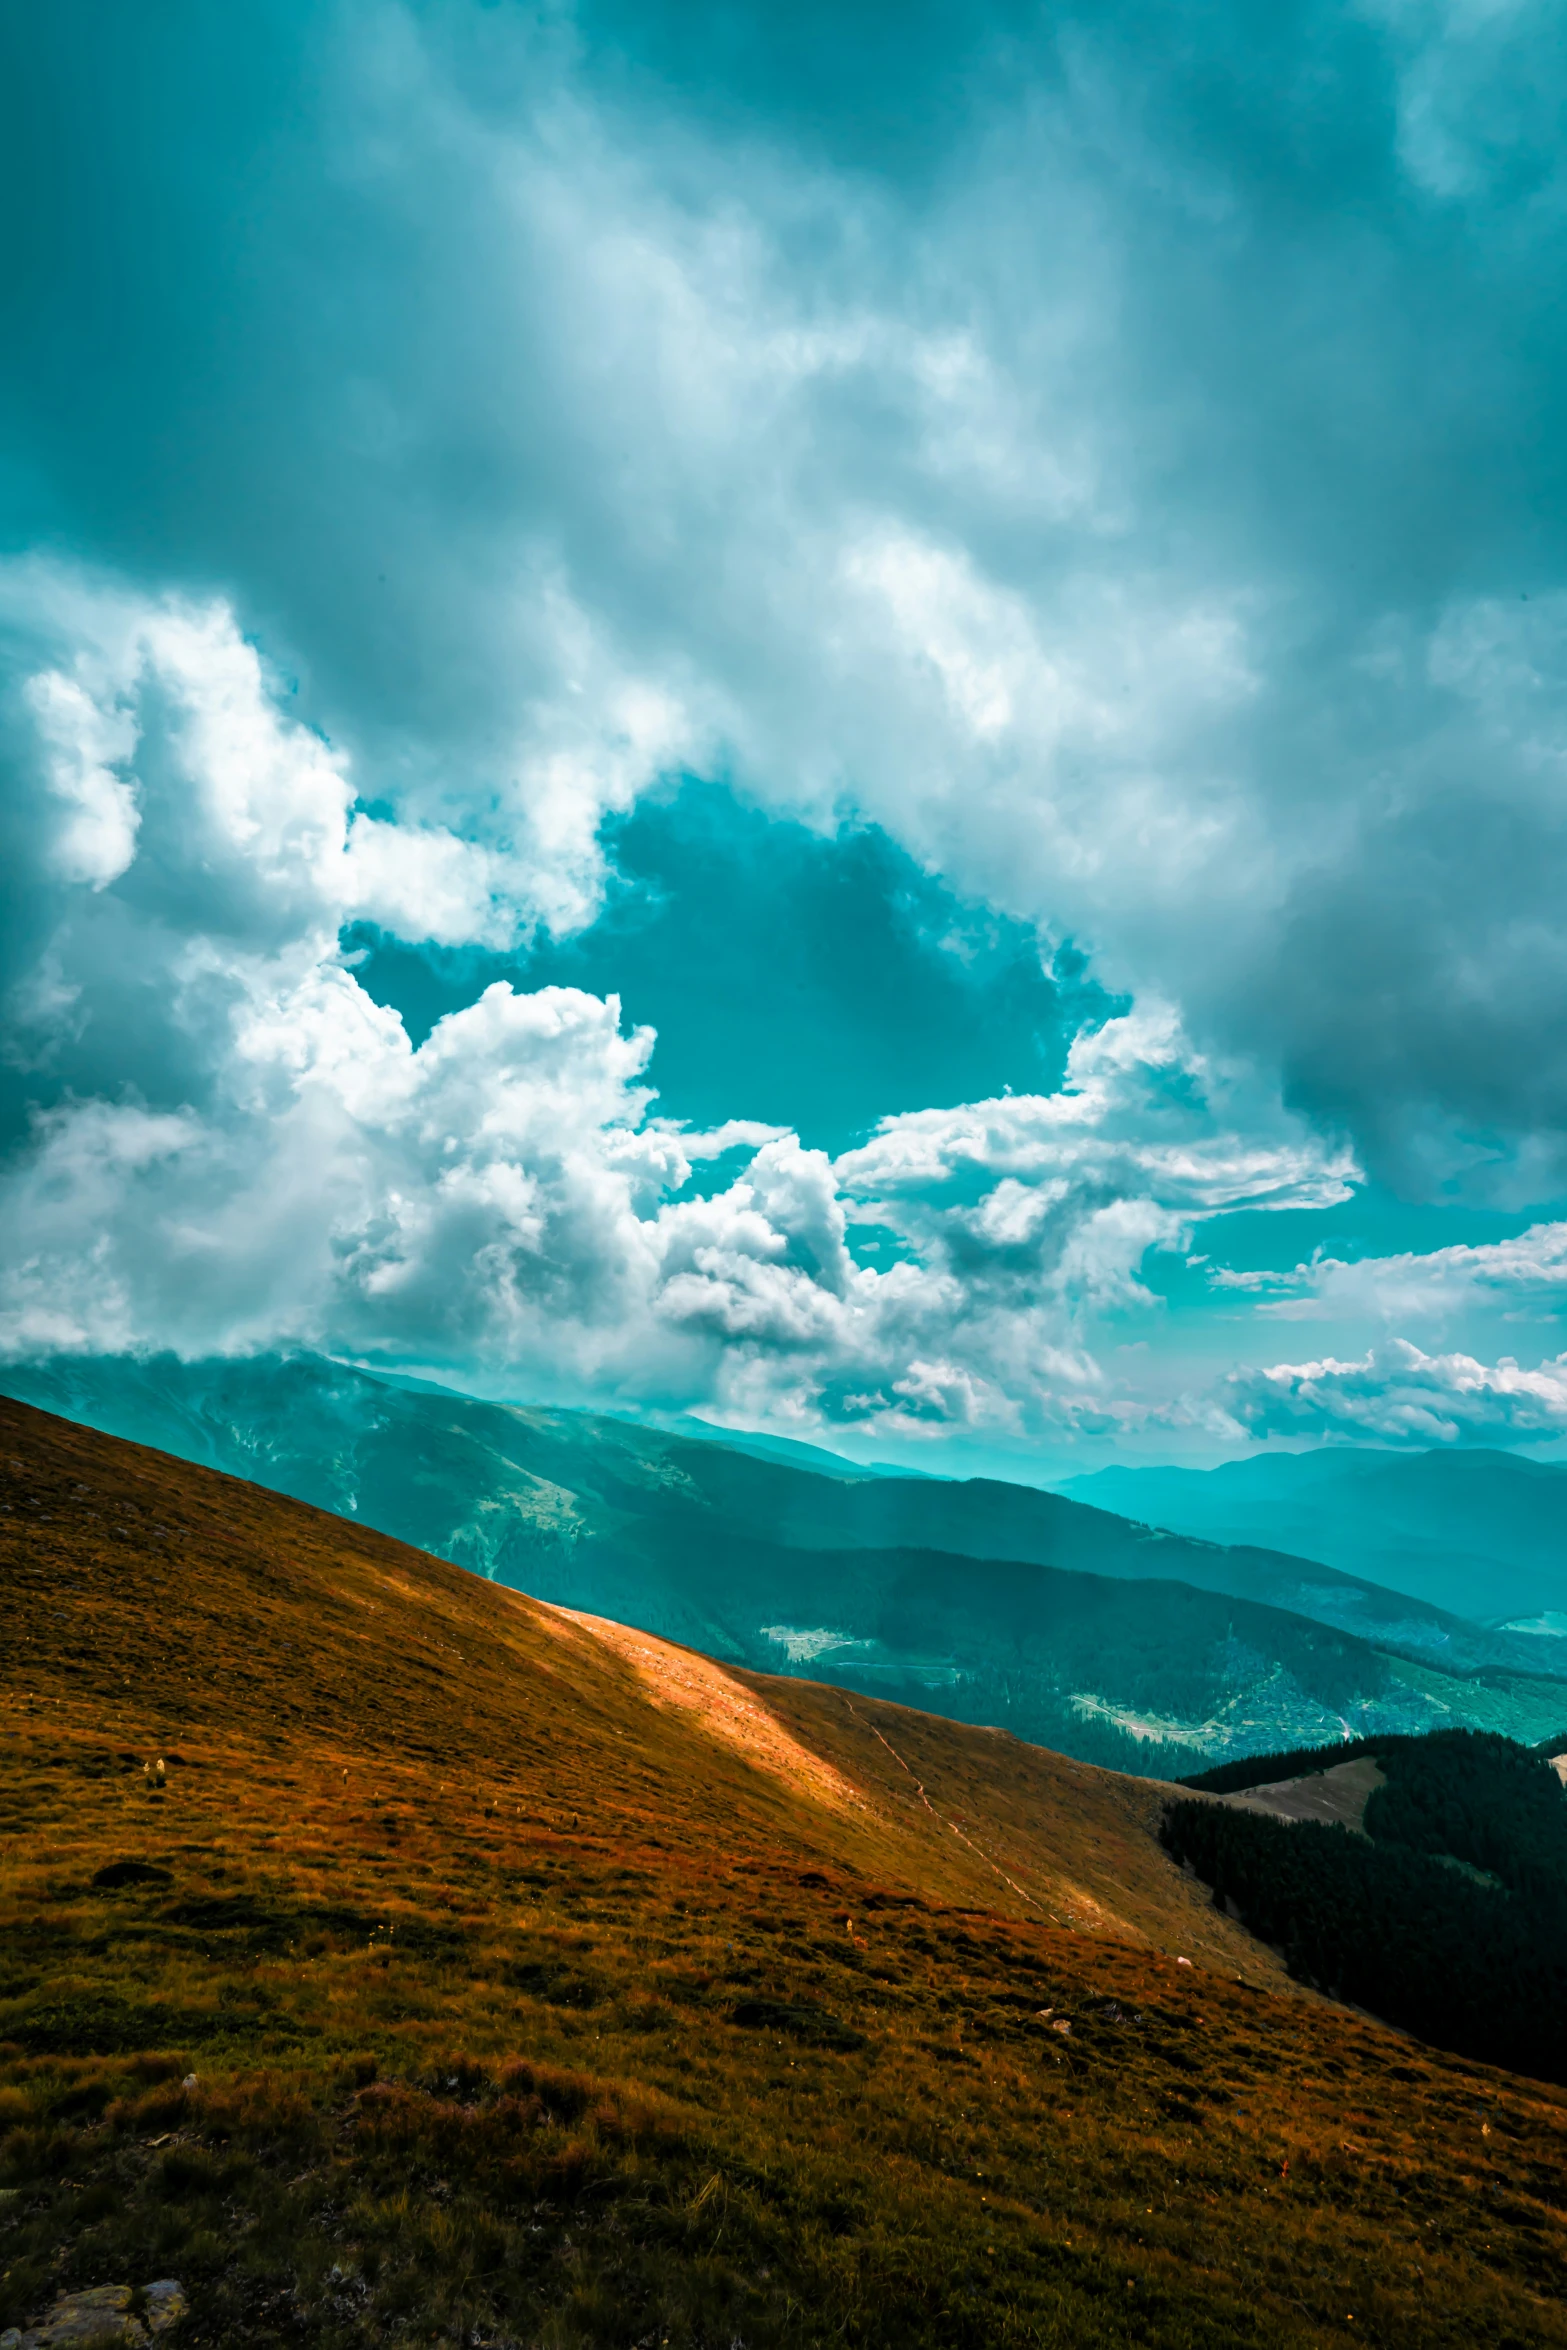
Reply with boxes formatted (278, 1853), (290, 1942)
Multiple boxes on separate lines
(832, 1690), (1054, 1916)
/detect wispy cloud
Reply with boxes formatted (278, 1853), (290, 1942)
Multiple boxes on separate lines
(1203, 1222), (1567, 1319)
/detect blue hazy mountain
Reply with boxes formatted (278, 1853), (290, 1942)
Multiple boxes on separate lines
(1060, 1450), (1567, 1630)
(6, 1351), (1567, 1775)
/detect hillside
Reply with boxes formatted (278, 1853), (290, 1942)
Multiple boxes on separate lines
(6, 1353), (1566, 1777)
(4, 1403), (1567, 2348)
(1164, 1730), (1567, 2081)
(1064, 1448), (1567, 1627)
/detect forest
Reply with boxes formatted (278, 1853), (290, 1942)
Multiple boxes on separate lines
(1163, 1730), (1567, 2078)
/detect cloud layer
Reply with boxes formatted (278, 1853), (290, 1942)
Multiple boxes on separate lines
(5, 2), (1567, 1453)
(6, 1), (1567, 1190)
(1225, 1343), (1567, 1448)
(0, 568), (1356, 1446)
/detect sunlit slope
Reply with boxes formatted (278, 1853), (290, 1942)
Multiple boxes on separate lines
(0, 1393), (1265, 1968)
(7, 1401), (1567, 2350)
(0, 1395), (1550, 1982)
(7, 1351), (1564, 1774)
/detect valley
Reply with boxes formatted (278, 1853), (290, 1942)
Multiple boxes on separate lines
(6, 1354), (1565, 1777)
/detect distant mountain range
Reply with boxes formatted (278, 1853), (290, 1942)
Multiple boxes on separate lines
(1060, 1448), (1567, 1628)
(6, 1351), (1567, 1773)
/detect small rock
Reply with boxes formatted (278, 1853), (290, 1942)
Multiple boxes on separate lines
(26, 2285), (146, 2346)
(179, 2076), (196, 2092)
(141, 2283), (185, 2338)
(2, 2325), (24, 2350)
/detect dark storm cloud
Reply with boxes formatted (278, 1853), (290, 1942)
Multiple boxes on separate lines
(4, 0), (1566, 1196)
(4, 0), (1567, 1444)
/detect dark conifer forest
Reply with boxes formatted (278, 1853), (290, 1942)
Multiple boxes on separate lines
(1164, 1730), (1567, 2079)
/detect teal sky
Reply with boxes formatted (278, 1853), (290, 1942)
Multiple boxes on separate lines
(346, 782), (1116, 1152)
(3, 0), (1567, 1467)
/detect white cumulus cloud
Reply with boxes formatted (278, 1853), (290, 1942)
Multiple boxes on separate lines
(1222, 1340), (1567, 1447)
(0, 561), (1359, 1447)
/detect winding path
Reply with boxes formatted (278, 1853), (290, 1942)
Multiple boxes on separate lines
(835, 1690), (1053, 1919)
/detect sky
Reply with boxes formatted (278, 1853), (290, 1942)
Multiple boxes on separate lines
(3, 0), (1567, 1472)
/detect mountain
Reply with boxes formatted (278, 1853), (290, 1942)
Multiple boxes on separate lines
(5, 1394), (1567, 2350)
(616, 1410), (933, 1482)
(5, 1352), (1567, 1775)
(1061, 1447), (1567, 1627)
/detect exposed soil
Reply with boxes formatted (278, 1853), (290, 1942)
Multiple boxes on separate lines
(1222, 1756), (1388, 1834)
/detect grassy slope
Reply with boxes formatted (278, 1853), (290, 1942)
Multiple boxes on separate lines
(3, 1399), (1566, 2349)
(9, 1352), (1563, 1777)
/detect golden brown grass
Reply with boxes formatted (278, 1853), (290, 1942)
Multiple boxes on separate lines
(2, 1394), (1566, 2348)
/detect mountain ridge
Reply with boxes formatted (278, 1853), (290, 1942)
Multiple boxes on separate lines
(1062, 1447), (1567, 1626)
(6, 1350), (1567, 1772)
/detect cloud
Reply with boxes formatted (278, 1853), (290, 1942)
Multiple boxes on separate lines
(26, 668), (141, 890)
(1205, 1219), (1567, 1320)
(1222, 1340), (1567, 1447)
(0, 564), (1356, 1443)
(7, 2), (1567, 1455)
(7, 2), (1567, 1199)
(0, 563), (532, 1020)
